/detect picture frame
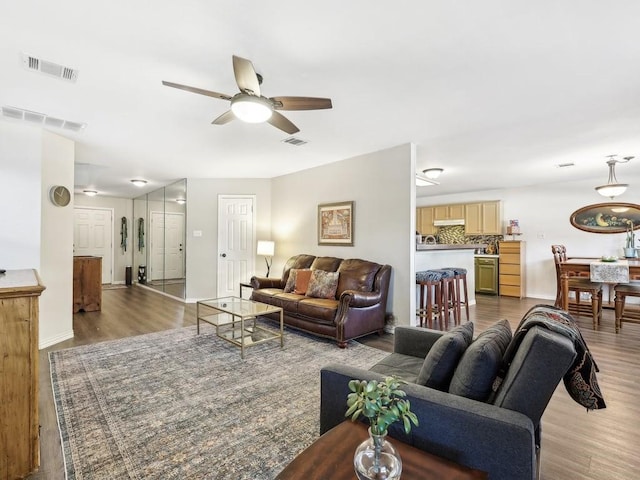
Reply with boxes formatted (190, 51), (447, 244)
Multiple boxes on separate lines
(318, 201), (354, 246)
(570, 203), (640, 234)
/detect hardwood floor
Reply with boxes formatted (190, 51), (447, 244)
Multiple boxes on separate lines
(31, 288), (640, 479)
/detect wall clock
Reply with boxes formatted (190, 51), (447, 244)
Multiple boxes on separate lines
(49, 185), (71, 207)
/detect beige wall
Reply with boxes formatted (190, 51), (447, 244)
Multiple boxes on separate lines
(270, 143), (416, 327)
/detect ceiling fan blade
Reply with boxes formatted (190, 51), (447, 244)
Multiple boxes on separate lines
(232, 55), (261, 96)
(267, 111), (300, 134)
(162, 81), (232, 101)
(212, 110), (236, 125)
(270, 96), (333, 111)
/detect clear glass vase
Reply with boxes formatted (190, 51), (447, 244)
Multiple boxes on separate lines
(353, 427), (402, 480)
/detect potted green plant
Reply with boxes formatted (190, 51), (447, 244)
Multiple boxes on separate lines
(346, 377), (419, 480)
(625, 221), (637, 258)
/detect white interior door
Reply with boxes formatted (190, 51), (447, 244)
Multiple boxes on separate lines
(150, 211), (165, 281)
(165, 212), (185, 280)
(217, 195), (255, 298)
(73, 207), (113, 284)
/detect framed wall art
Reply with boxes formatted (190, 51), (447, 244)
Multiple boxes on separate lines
(318, 201), (354, 246)
(570, 203), (640, 234)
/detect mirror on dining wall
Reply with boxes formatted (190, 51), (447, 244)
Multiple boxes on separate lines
(133, 179), (187, 299)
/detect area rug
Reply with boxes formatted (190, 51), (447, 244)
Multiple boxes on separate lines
(50, 323), (388, 479)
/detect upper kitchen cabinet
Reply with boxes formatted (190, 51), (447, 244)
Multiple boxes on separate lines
(416, 207), (436, 235)
(465, 201), (502, 235)
(434, 204), (465, 221)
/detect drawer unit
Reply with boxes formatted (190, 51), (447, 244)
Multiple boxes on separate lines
(499, 241), (526, 298)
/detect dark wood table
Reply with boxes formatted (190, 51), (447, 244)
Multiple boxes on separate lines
(275, 421), (488, 480)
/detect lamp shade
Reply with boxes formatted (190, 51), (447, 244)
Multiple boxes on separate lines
(257, 240), (275, 256)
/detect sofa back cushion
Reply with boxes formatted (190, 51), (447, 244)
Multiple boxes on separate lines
(336, 259), (381, 296)
(448, 319), (512, 402)
(282, 255), (316, 287)
(310, 256), (343, 273)
(416, 322), (474, 390)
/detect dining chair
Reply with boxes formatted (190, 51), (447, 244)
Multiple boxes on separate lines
(551, 245), (603, 329)
(614, 283), (640, 333)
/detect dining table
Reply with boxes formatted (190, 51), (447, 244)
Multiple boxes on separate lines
(560, 257), (640, 332)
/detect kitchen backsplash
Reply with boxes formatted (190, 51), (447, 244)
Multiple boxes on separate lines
(436, 226), (503, 253)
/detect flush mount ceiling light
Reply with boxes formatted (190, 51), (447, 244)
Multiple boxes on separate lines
(423, 168), (444, 180)
(176, 198), (186, 205)
(230, 94), (273, 123)
(83, 190), (98, 196)
(595, 155), (632, 199)
(131, 179), (147, 187)
(415, 174), (439, 187)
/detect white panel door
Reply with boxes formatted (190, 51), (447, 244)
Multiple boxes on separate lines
(217, 196), (255, 298)
(150, 211), (166, 281)
(165, 212), (185, 280)
(73, 207), (113, 284)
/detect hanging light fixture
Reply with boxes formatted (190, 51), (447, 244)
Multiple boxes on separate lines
(595, 155), (632, 199)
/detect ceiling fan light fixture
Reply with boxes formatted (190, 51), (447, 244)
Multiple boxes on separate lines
(423, 168), (444, 180)
(595, 155), (632, 199)
(231, 95), (273, 123)
(131, 179), (147, 187)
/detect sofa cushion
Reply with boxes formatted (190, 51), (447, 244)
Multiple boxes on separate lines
(270, 293), (304, 313)
(336, 259), (381, 296)
(297, 297), (339, 323)
(294, 269), (312, 295)
(416, 322), (474, 390)
(251, 288), (284, 304)
(306, 270), (340, 299)
(284, 268), (310, 293)
(370, 353), (425, 384)
(310, 256), (342, 272)
(449, 319), (512, 402)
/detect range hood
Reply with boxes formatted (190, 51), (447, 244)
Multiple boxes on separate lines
(433, 219), (465, 226)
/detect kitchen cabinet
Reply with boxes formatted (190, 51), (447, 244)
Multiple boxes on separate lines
(499, 241), (526, 298)
(73, 256), (102, 313)
(465, 201), (502, 235)
(416, 207), (437, 235)
(0, 269), (45, 479)
(475, 256), (499, 294)
(434, 204), (465, 221)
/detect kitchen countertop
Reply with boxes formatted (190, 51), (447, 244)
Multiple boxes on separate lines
(474, 254), (499, 258)
(416, 243), (487, 251)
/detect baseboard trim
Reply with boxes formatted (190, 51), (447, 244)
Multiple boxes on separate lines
(40, 330), (74, 349)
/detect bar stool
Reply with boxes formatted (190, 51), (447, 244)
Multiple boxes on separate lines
(614, 283), (640, 333)
(432, 268), (458, 329)
(441, 267), (470, 323)
(416, 270), (445, 328)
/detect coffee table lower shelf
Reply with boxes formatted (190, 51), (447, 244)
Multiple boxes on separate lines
(276, 421), (487, 480)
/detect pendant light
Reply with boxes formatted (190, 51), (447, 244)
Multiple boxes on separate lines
(595, 155), (632, 199)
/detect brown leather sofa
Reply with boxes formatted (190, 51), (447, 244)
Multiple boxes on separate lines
(250, 254), (392, 347)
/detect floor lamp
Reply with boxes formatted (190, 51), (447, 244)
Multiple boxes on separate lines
(257, 241), (275, 277)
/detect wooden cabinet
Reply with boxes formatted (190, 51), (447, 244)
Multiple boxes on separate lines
(434, 204), (465, 221)
(73, 256), (102, 313)
(499, 241), (526, 298)
(0, 269), (45, 479)
(475, 256), (499, 294)
(416, 207), (436, 235)
(465, 201), (502, 235)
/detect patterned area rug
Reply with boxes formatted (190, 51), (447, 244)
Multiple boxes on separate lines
(50, 323), (388, 479)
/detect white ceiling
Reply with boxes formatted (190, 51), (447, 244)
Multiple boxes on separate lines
(2, 1), (640, 199)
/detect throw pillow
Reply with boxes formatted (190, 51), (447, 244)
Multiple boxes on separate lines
(306, 270), (340, 299)
(416, 322), (474, 390)
(294, 269), (312, 295)
(283, 269), (300, 293)
(448, 319), (513, 402)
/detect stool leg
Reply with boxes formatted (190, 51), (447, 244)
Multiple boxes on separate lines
(461, 275), (470, 321)
(419, 283), (425, 328)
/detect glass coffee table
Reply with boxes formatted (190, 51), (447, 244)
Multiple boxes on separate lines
(196, 297), (284, 358)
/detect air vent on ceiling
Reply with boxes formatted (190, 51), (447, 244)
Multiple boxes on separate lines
(282, 136), (308, 146)
(22, 53), (79, 82)
(1, 105), (87, 132)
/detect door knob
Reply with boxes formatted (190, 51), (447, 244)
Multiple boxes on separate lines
(220, 253), (226, 258)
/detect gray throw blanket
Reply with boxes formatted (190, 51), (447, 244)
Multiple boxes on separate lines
(498, 304), (606, 410)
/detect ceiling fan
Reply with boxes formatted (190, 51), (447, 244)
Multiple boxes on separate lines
(162, 55), (332, 134)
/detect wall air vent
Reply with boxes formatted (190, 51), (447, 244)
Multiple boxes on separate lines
(22, 53), (79, 82)
(1, 105), (87, 132)
(282, 136), (308, 146)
